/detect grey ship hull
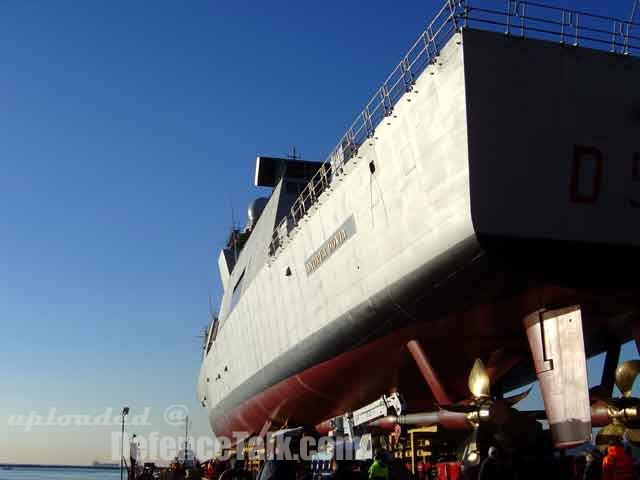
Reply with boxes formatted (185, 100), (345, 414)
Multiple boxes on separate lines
(199, 27), (640, 441)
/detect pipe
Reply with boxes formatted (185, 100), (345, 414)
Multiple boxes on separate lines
(590, 402), (611, 428)
(315, 419), (332, 436)
(368, 403), (617, 432)
(368, 410), (469, 431)
(406, 339), (452, 405)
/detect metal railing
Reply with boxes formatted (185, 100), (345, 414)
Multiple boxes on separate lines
(268, 0), (640, 258)
(465, 1), (640, 53)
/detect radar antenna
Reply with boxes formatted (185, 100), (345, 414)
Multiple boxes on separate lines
(229, 196), (238, 263)
(195, 292), (220, 348)
(208, 293), (216, 321)
(287, 146), (301, 161)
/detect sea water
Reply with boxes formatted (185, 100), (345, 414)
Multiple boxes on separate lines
(0, 467), (120, 480)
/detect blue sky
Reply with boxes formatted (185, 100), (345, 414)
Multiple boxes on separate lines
(0, 0), (638, 465)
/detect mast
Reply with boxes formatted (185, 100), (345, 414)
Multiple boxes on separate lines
(184, 414), (189, 464)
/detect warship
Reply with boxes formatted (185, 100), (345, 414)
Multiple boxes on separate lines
(199, 0), (640, 460)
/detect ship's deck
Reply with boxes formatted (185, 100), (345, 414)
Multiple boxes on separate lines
(267, 0), (640, 259)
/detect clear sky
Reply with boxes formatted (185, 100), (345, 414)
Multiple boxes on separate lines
(1, 0), (638, 466)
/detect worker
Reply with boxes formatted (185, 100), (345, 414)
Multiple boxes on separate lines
(478, 446), (504, 480)
(602, 440), (633, 480)
(204, 461), (215, 479)
(584, 448), (603, 480)
(368, 451), (389, 480)
(139, 465), (154, 480)
(389, 458), (411, 480)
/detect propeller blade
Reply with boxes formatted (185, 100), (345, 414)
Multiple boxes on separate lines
(503, 387), (532, 407)
(458, 424), (481, 467)
(469, 359), (491, 399)
(589, 389), (640, 411)
(610, 397), (640, 410)
(595, 423), (626, 448)
(615, 360), (640, 398)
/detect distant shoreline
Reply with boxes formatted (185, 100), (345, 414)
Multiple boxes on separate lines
(0, 464), (120, 470)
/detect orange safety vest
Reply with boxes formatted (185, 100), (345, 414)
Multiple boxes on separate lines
(603, 445), (634, 480)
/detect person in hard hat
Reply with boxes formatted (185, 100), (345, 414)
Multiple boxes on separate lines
(368, 451), (389, 480)
(603, 440), (633, 480)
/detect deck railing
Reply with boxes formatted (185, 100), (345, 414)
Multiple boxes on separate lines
(268, 0), (640, 258)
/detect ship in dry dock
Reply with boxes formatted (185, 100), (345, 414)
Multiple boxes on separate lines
(198, 0), (640, 472)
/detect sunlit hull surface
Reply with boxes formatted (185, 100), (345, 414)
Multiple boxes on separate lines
(199, 28), (640, 440)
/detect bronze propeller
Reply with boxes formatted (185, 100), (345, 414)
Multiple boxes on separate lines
(595, 360), (640, 448)
(439, 359), (532, 467)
